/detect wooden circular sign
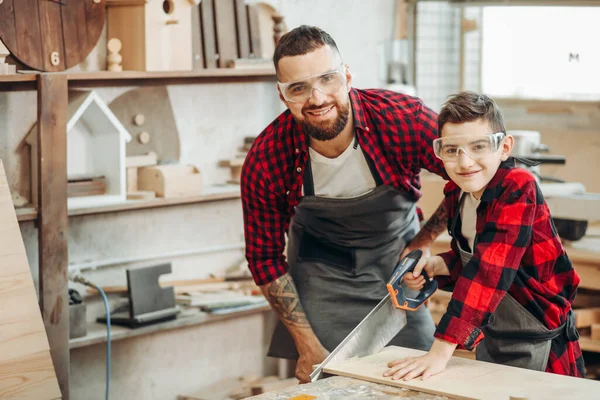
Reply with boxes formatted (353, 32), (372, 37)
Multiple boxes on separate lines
(0, 0), (105, 72)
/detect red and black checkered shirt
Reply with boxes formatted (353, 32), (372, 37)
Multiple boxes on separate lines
(435, 160), (584, 377)
(241, 88), (446, 286)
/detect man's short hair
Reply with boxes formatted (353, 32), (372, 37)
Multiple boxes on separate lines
(273, 25), (341, 75)
(438, 91), (506, 134)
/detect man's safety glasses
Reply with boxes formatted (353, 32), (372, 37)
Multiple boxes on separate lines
(278, 64), (346, 103)
(433, 132), (506, 162)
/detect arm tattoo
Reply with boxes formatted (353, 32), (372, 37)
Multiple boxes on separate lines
(410, 202), (448, 248)
(422, 201), (448, 238)
(264, 273), (310, 328)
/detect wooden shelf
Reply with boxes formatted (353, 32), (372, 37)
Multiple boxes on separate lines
(580, 336), (600, 353)
(67, 68), (276, 88)
(14, 186), (240, 221)
(67, 185), (241, 217)
(0, 74), (37, 83)
(69, 305), (271, 349)
(0, 68), (276, 91)
(16, 207), (37, 222)
(0, 74), (37, 91)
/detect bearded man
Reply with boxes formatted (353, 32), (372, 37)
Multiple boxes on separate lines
(241, 25), (449, 383)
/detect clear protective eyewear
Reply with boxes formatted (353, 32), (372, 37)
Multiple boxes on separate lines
(433, 132), (506, 162)
(278, 64), (346, 103)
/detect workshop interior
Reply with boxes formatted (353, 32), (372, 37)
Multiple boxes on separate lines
(1, 0), (600, 399)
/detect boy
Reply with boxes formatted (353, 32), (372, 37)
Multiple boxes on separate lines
(384, 91), (584, 381)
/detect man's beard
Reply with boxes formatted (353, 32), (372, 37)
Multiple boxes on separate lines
(299, 101), (350, 142)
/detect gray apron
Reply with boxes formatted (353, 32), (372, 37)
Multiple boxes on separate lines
(453, 193), (577, 371)
(267, 141), (436, 359)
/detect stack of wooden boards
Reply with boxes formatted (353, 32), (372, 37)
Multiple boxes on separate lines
(0, 160), (61, 399)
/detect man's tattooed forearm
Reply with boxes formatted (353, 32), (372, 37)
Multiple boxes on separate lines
(265, 274), (310, 328)
(422, 202), (448, 238)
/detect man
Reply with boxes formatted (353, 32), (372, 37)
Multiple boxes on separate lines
(241, 25), (448, 383)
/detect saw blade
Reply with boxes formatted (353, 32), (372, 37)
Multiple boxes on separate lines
(309, 294), (407, 382)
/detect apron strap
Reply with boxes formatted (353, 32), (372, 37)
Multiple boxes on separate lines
(303, 156), (316, 197)
(450, 192), (472, 252)
(354, 134), (384, 186)
(303, 132), (384, 197)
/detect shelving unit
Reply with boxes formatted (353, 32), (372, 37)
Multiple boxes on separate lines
(68, 185), (241, 217)
(1, 69), (275, 398)
(70, 305), (271, 350)
(0, 68), (276, 90)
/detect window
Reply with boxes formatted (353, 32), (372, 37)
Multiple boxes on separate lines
(482, 6), (600, 100)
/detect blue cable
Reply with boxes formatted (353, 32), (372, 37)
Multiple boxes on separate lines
(92, 284), (111, 400)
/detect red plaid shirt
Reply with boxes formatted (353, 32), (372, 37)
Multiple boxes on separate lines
(241, 88), (446, 286)
(435, 160), (584, 377)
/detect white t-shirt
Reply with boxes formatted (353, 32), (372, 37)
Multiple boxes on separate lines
(306, 141), (376, 198)
(460, 192), (481, 252)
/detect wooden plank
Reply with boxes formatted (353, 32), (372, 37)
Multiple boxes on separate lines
(579, 335), (600, 353)
(70, 305), (272, 349)
(247, 4), (261, 59)
(200, 0), (217, 68)
(37, 0), (65, 71)
(59, 0), (105, 69)
(67, 185), (240, 217)
(191, 3), (204, 70)
(214, 0), (237, 67)
(325, 346), (600, 400)
(107, 4), (146, 71)
(67, 68), (275, 81)
(12, 0), (43, 70)
(575, 308), (600, 328)
(37, 73), (69, 400)
(0, 0), (18, 51)
(0, 161), (61, 399)
(234, 0), (250, 58)
(592, 324), (600, 341)
(84, 0), (105, 56)
(61, 0), (88, 69)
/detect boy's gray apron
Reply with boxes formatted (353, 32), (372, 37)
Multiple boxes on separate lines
(451, 193), (578, 371)
(267, 142), (436, 359)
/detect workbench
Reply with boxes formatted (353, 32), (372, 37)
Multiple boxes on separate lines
(247, 375), (448, 400)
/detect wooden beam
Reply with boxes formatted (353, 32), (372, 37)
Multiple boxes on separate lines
(37, 73), (69, 400)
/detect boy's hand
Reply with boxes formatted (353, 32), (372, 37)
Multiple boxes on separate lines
(383, 339), (456, 381)
(402, 256), (450, 290)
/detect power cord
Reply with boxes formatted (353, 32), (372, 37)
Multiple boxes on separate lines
(69, 272), (111, 400)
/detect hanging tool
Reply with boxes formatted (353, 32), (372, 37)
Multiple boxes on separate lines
(310, 249), (438, 382)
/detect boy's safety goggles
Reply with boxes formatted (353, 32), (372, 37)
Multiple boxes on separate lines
(278, 64), (347, 103)
(433, 132), (506, 162)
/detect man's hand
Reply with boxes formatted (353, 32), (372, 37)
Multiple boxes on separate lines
(383, 339), (456, 381)
(260, 274), (329, 383)
(295, 343), (329, 383)
(403, 255), (449, 290)
(400, 243), (431, 260)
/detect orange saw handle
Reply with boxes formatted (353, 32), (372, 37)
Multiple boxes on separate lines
(386, 249), (438, 311)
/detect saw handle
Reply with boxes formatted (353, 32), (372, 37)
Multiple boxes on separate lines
(386, 249), (438, 311)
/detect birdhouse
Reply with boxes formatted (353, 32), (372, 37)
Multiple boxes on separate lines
(26, 90), (132, 209)
(106, 0), (199, 71)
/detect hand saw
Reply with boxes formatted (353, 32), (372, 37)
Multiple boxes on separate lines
(309, 249), (438, 382)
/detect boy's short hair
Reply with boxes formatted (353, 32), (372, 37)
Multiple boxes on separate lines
(273, 25), (341, 76)
(438, 91), (506, 134)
